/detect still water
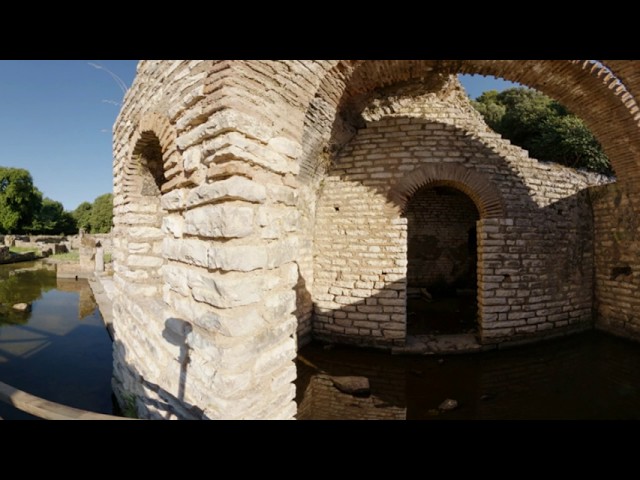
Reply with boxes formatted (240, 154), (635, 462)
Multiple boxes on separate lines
(296, 330), (640, 420)
(2, 260), (640, 420)
(0, 261), (114, 420)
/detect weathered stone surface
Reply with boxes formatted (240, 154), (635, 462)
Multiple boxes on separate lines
(12, 303), (31, 313)
(185, 176), (266, 208)
(161, 189), (187, 212)
(438, 398), (459, 411)
(186, 268), (271, 309)
(331, 376), (371, 396)
(110, 60), (640, 422)
(208, 244), (268, 272)
(183, 204), (254, 239)
(193, 309), (265, 338)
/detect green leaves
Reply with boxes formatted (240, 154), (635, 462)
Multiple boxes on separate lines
(90, 193), (113, 234)
(28, 197), (77, 235)
(72, 194), (112, 234)
(0, 167), (43, 233)
(472, 87), (612, 175)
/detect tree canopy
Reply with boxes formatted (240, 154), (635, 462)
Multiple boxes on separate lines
(0, 167), (43, 233)
(0, 166), (112, 235)
(28, 198), (77, 235)
(472, 87), (612, 175)
(73, 193), (113, 234)
(89, 193), (113, 233)
(72, 201), (93, 232)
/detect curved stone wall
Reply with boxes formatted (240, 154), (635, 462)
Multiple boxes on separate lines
(112, 60), (640, 419)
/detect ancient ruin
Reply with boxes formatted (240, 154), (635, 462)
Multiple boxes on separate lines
(110, 60), (640, 419)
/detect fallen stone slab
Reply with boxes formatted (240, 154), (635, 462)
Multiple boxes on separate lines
(438, 398), (458, 411)
(331, 376), (371, 397)
(12, 303), (31, 313)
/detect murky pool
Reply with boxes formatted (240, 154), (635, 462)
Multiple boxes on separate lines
(296, 330), (640, 420)
(0, 261), (114, 420)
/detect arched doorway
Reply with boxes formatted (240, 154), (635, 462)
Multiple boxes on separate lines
(405, 184), (480, 336)
(120, 131), (166, 298)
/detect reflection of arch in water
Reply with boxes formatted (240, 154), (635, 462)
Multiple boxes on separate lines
(296, 345), (407, 420)
(404, 183), (481, 336)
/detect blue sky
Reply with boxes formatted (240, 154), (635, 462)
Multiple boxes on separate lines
(0, 60), (138, 210)
(0, 61), (517, 211)
(458, 74), (520, 99)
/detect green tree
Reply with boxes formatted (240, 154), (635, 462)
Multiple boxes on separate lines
(90, 193), (113, 233)
(72, 201), (93, 232)
(472, 87), (612, 175)
(28, 198), (78, 235)
(0, 167), (43, 233)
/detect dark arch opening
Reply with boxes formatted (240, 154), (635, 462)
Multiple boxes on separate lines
(123, 131), (167, 298)
(404, 184), (480, 336)
(133, 132), (165, 195)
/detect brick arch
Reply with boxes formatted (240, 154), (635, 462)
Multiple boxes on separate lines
(118, 111), (176, 299)
(301, 60), (640, 184)
(388, 163), (505, 219)
(123, 111), (178, 198)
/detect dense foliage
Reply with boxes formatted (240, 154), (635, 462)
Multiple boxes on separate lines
(87, 193), (113, 233)
(472, 87), (613, 175)
(72, 193), (113, 234)
(27, 198), (77, 235)
(0, 167), (42, 233)
(0, 166), (112, 235)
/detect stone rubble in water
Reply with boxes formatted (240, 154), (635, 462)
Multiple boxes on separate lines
(331, 376), (371, 396)
(12, 303), (31, 312)
(438, 398), (458, 411)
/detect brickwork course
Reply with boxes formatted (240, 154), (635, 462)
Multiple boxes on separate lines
(110, 60), (640, 420)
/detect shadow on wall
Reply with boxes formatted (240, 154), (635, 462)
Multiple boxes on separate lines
(112, 318), (206, 420)
(309, 116), (602, 349)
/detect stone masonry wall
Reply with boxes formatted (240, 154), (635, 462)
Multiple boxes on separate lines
(312, 78), (606, 347)
(111, 61), (303, 419)
(112, 60), (639, 420)
(592, 183), (640, 341)
(405, 186), (479, 289)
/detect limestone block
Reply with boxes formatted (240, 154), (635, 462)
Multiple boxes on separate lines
(162, 215), (184, 238)
(267, 184), (298, 206)
(187, 269), (277, 309)
(183, 146), (202, 173)
(127, 254), (164, 268)
(162, 264), (191, 296)
(267, 136), (301, 159)
(184, 204), (254, 239)
(208, 244), (268, 272)
(263, 290), (297, 324)
(128, 227), (164, 240)
(161, 189), (187, 212)
(128, 242), (152, 254)
(195, 308), (266, 338)
(164, 237), (209, 268)
(186, 177), (267, 208)
(266, 236), (299, 268)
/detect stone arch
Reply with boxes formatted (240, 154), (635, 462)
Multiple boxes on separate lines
(123, 112), (177, 198)
(300, 60), (640, 184)
(117, 112), (177, 298)
(387, 163), (506, 219)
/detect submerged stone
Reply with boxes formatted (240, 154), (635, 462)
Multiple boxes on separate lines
(12, 303), (31, 313)
(438, 398), (458, 411)
(331, 376), (371, 396)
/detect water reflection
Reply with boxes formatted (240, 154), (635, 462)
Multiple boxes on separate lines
(0, 261), (113, 420)
(296, 331), (640, 420)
